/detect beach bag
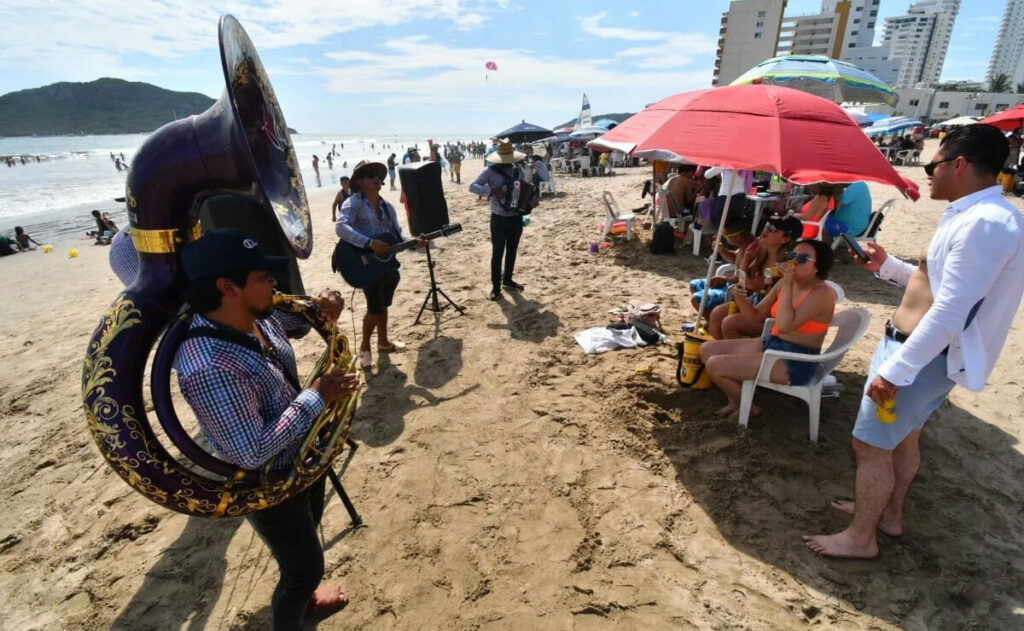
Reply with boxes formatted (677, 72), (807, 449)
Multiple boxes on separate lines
(676, 332), (714, 390)
(649, 222), (674, 254)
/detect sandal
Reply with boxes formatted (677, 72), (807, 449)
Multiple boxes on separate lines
(377, 341), (406, 352)
(360, 350), (372, 369)
(306, 585), (348, 616)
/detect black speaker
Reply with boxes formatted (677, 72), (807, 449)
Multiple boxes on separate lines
(399, 161), (449, 235)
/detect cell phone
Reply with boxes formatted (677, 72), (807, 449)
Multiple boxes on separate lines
(840, 233), (870, 262)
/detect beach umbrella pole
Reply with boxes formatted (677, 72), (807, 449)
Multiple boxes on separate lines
(694, 193), (735, 331)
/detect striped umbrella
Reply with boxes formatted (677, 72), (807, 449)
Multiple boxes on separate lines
(731, 55), (898, 106)
(863, 116), (923, 136)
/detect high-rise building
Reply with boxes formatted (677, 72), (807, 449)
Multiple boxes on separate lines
(777, 1), (851, 57)
(823, 0), (880, 50)
(986, 0), (1024, 89)
(712, 0), (788, 86)
(882, 0), (960, 88)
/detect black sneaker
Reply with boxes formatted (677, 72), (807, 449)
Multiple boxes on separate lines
(502, 280), (524, 290)
(488, 289), (500, 300)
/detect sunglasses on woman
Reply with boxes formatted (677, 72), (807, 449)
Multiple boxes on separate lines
(784, 251), (815, 265)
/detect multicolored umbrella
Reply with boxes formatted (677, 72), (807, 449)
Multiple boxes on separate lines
(731, 55), (898, 106)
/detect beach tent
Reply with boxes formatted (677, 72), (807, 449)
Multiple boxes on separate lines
(979, 104), (1024, 131)
(731, 55), (898, 106)
(609, 84), (917, 322)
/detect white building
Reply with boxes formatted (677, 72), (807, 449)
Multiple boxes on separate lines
(986, 0), (1024, 89)
(866, 88), (1023, 122)
(823, 0), (880, 49)
(713, 0), (788, 86)
(882, 0), (960, 89)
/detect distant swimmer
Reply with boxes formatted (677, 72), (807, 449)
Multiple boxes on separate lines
(312, 155), (321, 187)
(114, 158), (123, 172)
(326, 153), (333, 170)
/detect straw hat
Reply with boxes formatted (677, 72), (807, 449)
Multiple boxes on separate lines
(351, 160), (387, 181)
(485, 138), (526, 164)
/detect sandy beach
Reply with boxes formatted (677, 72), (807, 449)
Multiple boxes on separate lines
(1, 139), (1023, 630)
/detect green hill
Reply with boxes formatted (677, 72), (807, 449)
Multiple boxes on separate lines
(0, 78), (217, 136)
(555, 112), (634, 129)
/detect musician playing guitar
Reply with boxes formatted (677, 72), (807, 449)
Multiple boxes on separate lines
(335, 160), (426, 369)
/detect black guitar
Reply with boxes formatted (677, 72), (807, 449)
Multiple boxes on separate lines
(331, 223), (462, 289)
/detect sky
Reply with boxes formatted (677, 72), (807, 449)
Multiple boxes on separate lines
(0, 0), (1011, 135)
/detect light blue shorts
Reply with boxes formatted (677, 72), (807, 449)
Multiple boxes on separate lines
(852, 336), (955, 450)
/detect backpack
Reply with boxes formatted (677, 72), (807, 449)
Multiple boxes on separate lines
(649, 221), (675, 254)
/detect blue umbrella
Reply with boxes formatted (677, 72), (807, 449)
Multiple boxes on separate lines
(593, 118), (619, 129)
(866, 112), (888, 122)
(731, 55), (898, 106)
(494, 120), (553, 143)
(843, 110), (874, 127)
(863, 116), (923, 136)
(568, 125), (609, 141)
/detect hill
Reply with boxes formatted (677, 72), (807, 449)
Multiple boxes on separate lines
(0, 78), (216, 137)
(554, 112), (634, 129)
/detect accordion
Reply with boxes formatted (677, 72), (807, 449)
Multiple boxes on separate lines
(502, 179), (536, 215)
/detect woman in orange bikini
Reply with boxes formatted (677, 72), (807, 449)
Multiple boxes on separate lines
(701, 240), (836, 416)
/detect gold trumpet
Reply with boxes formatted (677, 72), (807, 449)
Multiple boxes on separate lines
(271, 292), (362, 487)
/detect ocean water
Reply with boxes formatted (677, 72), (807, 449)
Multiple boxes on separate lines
(0, 131), (484, 244)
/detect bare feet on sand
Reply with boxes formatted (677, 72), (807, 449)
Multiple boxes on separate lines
(307, 584), (348, 616)
(830, 500), (903, 537)
(802, 531), (879, 559)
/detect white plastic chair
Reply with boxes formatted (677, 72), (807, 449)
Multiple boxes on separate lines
(738, 308), (871, 442)
(824, 280), (845, 304)
(894, 149), (913, 165)
(800, 208), (833, 242)
(600, 191), (636, 241)
(538, 173), (558, 197)
(578, 156), (592, 177)
(831, 199), (897, 251)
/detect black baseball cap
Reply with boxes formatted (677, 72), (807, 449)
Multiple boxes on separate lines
(765, 215), (803, 242)
(182, 227), (288, 281)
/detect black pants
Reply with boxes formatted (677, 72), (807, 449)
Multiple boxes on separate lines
(490, 213), (523, 291)
(247, 475), (327, 631)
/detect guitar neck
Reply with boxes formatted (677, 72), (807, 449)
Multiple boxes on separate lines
(386, 228), (453, 255)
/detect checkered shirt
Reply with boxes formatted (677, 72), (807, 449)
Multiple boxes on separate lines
(175, 313), (324, 471)
(335, 191), (410, 248)
(109, 226), (139, 286)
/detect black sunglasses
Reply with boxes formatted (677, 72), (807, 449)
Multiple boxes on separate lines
(784, 251), (815, 265)
(923, 156), (959, 176)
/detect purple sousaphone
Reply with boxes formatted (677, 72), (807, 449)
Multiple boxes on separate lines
(82, 15), (352, 518)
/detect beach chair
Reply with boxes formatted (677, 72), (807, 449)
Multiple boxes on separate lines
(578, 156), (592, 177)
(538, 173), (558, 197)
(824, 280), (845, 304)
(800, 208), (833, 242)
(600, 191), (636, 241)
(894, 149), (913, 165)
(738, 308), (870, 442)
(831, 199), (897, 251)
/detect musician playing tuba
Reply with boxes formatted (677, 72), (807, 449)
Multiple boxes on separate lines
(176, 227), (357, 627)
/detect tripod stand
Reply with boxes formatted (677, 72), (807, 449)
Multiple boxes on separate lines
(415, 241), (465, 324)
(326, 438), (363, 528)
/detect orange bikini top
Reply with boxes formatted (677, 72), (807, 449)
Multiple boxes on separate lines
(771, 285), (830, 335)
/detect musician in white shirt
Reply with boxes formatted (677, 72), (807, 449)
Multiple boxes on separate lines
(805, 125), (1024, 559)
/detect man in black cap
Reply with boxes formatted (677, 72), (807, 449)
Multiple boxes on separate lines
(175, 227), (357, 630)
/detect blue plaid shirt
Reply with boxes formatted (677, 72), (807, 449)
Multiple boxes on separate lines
(175, 313), (324, 471)
(335, 191), (411, 247)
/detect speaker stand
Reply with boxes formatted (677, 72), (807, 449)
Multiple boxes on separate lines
(326, 438), (363, 529)
(415, 242), (465, 325)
